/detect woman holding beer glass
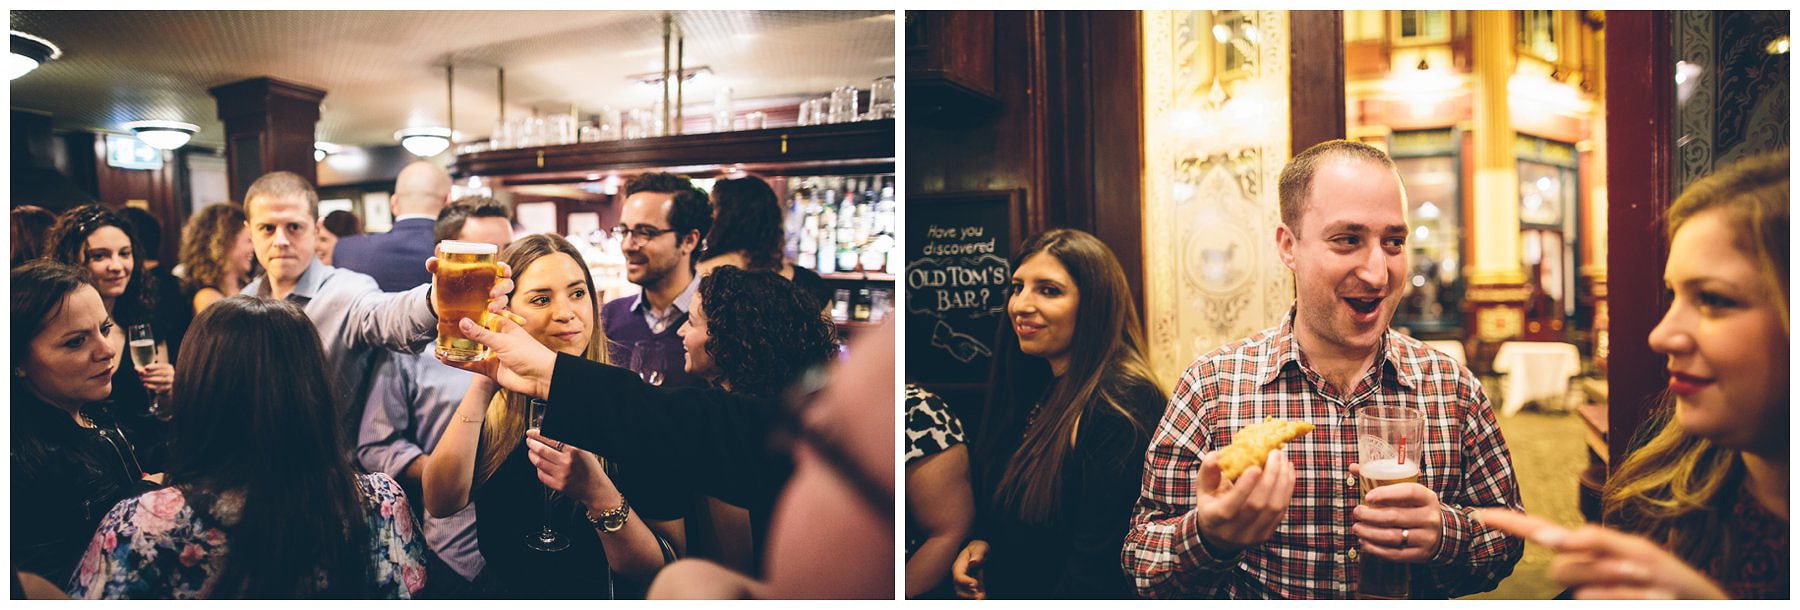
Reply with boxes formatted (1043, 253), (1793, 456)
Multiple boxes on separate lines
(11, 261), (161, 586)
(424, 234), (677, 598)
(951, 228), (1166, 599)
(1480, 152), (1788, 599)
(178, 203), (256, 314)
(68, 296), (425, 598)
(44, 204), (175, 470)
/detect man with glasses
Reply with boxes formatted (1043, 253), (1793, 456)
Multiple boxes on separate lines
(602, 172), (713, 389)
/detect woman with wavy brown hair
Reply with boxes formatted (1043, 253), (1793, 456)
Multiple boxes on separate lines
(951, 228), (1166, 599)
(1481, 151), (1788, 599)
(179, 203), (256, 314)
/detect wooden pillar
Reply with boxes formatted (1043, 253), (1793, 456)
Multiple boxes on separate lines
(1464, 11), (1527, 370)
(208, 77), (327, 201)
(1289, 11), (1346, 155)
(1602, 10), (1674, 471)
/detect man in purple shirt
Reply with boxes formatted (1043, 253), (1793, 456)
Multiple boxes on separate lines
(600, 173), (712, 389)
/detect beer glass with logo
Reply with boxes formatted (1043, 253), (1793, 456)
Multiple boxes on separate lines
(435, 240), (499, 362)
(1356, 405), (1425, 599)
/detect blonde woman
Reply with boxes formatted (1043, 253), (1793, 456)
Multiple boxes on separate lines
(179, 203), (255, 313)
(1482, 151), (1788, 599)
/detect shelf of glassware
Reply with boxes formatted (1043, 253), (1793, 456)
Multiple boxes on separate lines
(451, 119), (895, 179)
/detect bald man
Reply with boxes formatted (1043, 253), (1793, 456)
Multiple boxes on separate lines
(334, 160), (455, 291)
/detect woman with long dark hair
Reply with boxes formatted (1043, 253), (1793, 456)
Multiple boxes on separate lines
(43, 204), (174, 471)
(950, 228), (1166, 599)
(179, 203), (255, 314)
(424, 233), (677, 599)
(11, 204), (57, 267)
(67, 295), (426, 598)
(1481, 151), (1788, 599)
(696, 176), (829, 310)
(10, 260), (161, 586)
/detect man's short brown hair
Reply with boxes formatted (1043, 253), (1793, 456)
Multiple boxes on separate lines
(243, 171), (320, 219)
(1277, 140), (1397, 231)
(434, 196), (515, 242)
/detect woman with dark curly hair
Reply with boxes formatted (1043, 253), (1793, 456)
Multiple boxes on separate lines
(682, 264), (839, 399)
(439, 264), (839, 577)
(43, 204), (175, 471)
(179, 203), (256, 314)
(696, 176), (830, 311)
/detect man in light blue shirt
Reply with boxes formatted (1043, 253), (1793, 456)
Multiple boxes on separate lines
(357, 197), (515, 590)
(240, 171), (512, 448)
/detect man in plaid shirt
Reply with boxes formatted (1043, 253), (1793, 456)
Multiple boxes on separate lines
(1121, 141), (1523, 599)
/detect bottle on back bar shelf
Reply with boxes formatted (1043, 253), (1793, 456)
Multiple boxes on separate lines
(852, 286), (872, 321)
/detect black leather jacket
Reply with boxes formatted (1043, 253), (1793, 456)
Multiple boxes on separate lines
(10, 386), (160, 586)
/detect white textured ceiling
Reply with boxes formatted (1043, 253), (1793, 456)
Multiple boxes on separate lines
(10, 10), (896, 148)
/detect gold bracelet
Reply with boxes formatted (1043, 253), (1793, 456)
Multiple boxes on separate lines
(460, 415), (484, 423)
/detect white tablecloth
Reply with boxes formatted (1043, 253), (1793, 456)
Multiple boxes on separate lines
(1491, 341), (1582, 416)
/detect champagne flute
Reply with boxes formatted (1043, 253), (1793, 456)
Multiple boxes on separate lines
(630, 340), (665, 386)
(127, 324), (168, 421)
(524, 398), (571, 552)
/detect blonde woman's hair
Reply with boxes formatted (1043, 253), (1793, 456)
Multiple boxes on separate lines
(472, 234), (611, 487)
(180, 203), (248, 294)
(1602, 150), (1788, 571)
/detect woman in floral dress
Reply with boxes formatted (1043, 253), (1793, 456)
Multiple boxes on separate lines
(68, 296), (426, 599)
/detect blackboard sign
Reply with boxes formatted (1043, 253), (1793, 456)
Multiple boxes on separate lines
(905, 190), (1021, 385)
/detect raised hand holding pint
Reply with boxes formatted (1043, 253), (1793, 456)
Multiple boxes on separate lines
(1356, 405), (1424, 599)
(435, 240), (500, 362)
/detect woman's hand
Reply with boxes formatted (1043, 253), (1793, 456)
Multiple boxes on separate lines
(950, 539), (990, 599)
(437, 312), (556, 399)
(1476, 508), (1730, 599)
(524, 429), (614, 508)
(136, 361), (174, 395)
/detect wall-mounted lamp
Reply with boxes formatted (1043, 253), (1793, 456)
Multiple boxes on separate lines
(121, 120), (199, 150)
(314, 142), (343, 162)
(10, 30), (61, 80)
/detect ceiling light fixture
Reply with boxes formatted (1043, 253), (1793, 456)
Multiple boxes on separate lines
(10, 30), (61, 80)
(395, 127), (453, 157)
(314, 142), (343, 162)
(630, 66), (712, 87)
(121, 120), (199, 150)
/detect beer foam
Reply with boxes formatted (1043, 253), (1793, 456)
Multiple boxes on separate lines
(1361, 458), (1420, 480)
(439, 240), (497, 255)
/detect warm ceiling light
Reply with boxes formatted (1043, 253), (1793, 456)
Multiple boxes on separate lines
(314, 142), (343, 162)
(395, 127), (453, 157)
(11, 30), (62, 80)
(121, 120), (199, 150)
(631, 66), (713, 86)
(1767, 35), (1790, 55)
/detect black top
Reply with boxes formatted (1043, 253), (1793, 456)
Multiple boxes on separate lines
(146, 265), (191, 364)
(970, 375), (1166, 599)
(789, 265), (831, 313)
(106, 349), (169, 474)
(541, 354), (793, 558)
(470, 410), (613, 600)
(9, 385), (160, 585)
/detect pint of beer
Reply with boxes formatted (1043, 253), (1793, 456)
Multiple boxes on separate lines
(1355, 405), (1425, 600)
(435, 240), (499, 362)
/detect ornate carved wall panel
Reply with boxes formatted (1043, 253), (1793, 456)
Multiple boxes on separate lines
(1673, 10), (1790, 192)
(1142, 10), (1293, 385)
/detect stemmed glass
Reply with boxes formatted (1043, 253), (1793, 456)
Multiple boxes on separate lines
(630, 340), (665, 386)
(127, 324), (168, 421)
(524, 398), (570, 552)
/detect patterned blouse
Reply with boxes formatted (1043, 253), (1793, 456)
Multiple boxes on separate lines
(904, 384), (967, 464)
(66, 473), (427, 599)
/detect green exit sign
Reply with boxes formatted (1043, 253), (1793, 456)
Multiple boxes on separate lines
(106, 134), (163, 170)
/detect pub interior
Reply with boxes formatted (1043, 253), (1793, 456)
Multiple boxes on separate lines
(10, 10), (895, 600)
(905, 9), (1788, 600)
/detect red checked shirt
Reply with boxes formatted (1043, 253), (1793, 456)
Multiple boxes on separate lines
(1122, 310), (1523, 599)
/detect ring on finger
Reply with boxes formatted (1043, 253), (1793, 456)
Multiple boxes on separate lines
(553, 440), (566, 451)
(1399, 528), (1410, 548)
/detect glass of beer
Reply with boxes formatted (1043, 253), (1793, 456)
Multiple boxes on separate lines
(435, 240), (499, 362)
(1356, 405), (1425, 599)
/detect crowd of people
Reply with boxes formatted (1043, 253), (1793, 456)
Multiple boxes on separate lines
(905, 144), (1788, 600)
(11, 162), (894, 599)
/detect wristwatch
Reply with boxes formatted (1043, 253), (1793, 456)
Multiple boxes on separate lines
(586, 499), (631, 533)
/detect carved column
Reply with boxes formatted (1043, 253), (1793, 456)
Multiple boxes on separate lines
(1464, 11), (1527, 371)
(208, 77), (327, 201)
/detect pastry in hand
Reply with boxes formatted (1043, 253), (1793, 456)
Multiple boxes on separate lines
(1216, 418), (1315, 481)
